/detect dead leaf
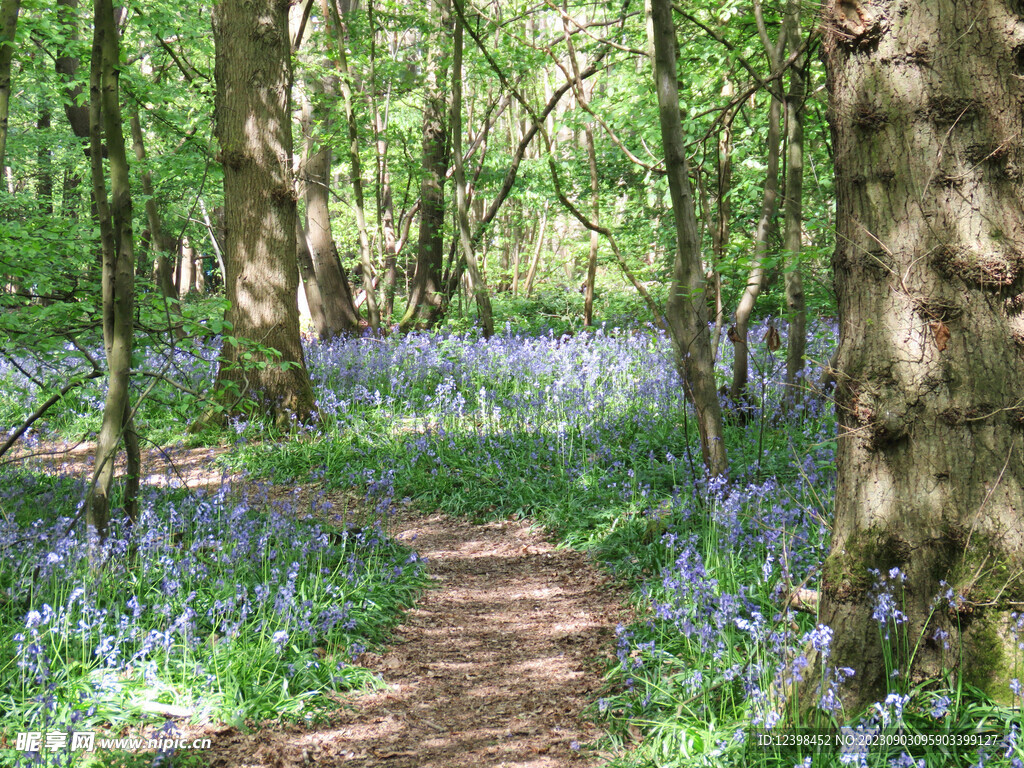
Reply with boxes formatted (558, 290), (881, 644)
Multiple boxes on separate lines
(765, 325), (781, 352)
(930, 320), (950, 351)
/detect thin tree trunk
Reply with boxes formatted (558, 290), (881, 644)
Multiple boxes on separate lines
(651, 0), (727, 476)
(55, 0), (91, 143)
(368, 0), (398, 320)
(295, 216), (330, 339)
(178, 237), (196, 297)
(303, 100), (361, 336)
(129, 111), (177, 301)
(710, 99), (734, 362)
(731, 4), (784, 404)
(522, 205), (548, 297)
(730, 91), (782, 403)
(87, 0), (139, 545)
(583, 126), (599, 326)
(781, 0), (806, 413)
(36, 107), (53, 213)
(0, 0), (21, 170)
(511, 212), (531, 296)
(326, 0), (380, 328)
(451, 2), (493, 337)
(199, 198), (226, 285)
(399, 0), (450, 331)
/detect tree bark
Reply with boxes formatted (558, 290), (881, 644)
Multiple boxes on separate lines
(36, 107), (53, 213)
(781, 0), (806, 413)
(129, 111), (178, 302)
(522, 205), (548, 298)
(451, 2), (493, 337)
(301, 93), (361, 337)
(583, 126), (599, 326)
(367, 0), (399, 320)
(820, 0), (1024, 712)
(295, 216), (330, 339)
(400, 0), (450, 331)
(709, 100), (733, 363)
(731, 2), (784, 404)
(210, 0), (315, 426)
(178, 237), (196, 297)
(650, 0), (727, 476)
(55, 0), (91, 143)
(326, 0), (380, 328)
(0, 0), (21, 171)
(87, 0), (139, 543)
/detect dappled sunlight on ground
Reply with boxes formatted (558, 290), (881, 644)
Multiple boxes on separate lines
(188, 511), (630, 767)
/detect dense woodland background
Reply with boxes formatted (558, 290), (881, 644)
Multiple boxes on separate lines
(2, 0), (1024, 766)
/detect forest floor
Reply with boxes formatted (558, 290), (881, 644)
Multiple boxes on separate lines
(20, 443), (631, 767)
(192, 509), (628, 768)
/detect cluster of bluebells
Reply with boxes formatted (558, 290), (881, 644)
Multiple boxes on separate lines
(297, 320), (853, 752)
(303, 323), (689, 439)
(0, 334), (220, 439)
(297, 321), (839, 520)
(714, 317), (838, 424)
(0, 467), (426, 761)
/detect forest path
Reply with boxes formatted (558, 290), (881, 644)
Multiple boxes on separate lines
(17, 442), (628, 766)
(203, 508), (628, 768)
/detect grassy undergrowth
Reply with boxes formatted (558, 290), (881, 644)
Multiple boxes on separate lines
(4, 319), (1024, 767)
(0, 467), (426, 767)
(224, 323), (1024, 768)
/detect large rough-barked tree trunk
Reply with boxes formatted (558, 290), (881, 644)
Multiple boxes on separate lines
(821, 0), (1024, 712)
(211, 0), (315, 425)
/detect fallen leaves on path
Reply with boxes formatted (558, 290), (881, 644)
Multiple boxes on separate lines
(198, 511), (629, 768)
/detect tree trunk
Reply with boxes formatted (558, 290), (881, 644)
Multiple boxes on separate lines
(522, 205), (548, 298)
(36, 107), (53, 213)
(302, 94), (361, 337)
(326, 0), (381, 328)
(781, 0), (806, 414)
(650, 0), (727, 476)
(210, 0), (315, 426)
(295, 216), (330, 339)
(55, 0), (91, 143)
(368, 0), (399, 321)
(0, 0), (21, 170)
(178, 237), (195, 297)
(731, 4), (784, 405)
(87, 0), (139, 544)
(583, 126), (599, 326)
(451, 2), (493, 337)
(710, 97), (734, 363)
(400, 0), (450, 331)
(199, 198), (226, 287)
(819, 0), (1024, 712)
(129, 111), (178, 302)
(730, 90), (782, 404)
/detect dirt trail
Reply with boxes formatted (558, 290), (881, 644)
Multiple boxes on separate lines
(16, 443), (628, 766)
(197, 510), (627, 768)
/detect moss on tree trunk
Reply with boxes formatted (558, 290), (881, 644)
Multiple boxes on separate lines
(820, 0), (1024, 712)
